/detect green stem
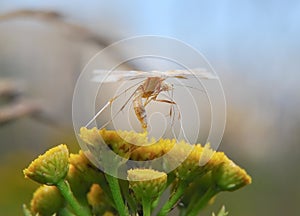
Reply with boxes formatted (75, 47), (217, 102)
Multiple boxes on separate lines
(56, 180), (91, 216)
(151, 197), (159, 211)
(184, 187), (204, 211)
(105, 174), (129, 216)
(151, 177), (173, 212)
(119, 180), (137, 213)
(142, 196), (152, 216)
(157, 182), (186, 216)
(77, 196), (93, 215)
(186, 187), (218, 216)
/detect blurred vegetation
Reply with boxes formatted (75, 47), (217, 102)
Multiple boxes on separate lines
(0, 128), (80, 215)
(0, 153), (38, 215)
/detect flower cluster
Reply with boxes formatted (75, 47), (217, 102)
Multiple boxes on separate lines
(23, 128), (251, 216)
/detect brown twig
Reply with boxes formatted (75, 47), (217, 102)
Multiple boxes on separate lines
(0, 79), (57, 126)
(0, 9), (135, 70)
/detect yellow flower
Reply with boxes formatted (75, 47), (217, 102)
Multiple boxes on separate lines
(103, 211), (115, 216)
(131, 138), (176, 161)
(87, 184), (114, 215)
(170, 142), (204, 181)
(23, 144), (69, 185)
(127, 168), (167, 201)
(69, 150), (104, 181)
(67, 151), (107, 196)
(212, 160), (252, 191)
(23, 128), (252, 216)
(87, 184), (104, 207)
(80, 127), (141, 159)
(30, 185), (65, 216)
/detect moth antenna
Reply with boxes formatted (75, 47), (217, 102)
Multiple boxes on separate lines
(101, 90), (138, 129)
(172, 83), (205, 92)
(85, 100), (111, 128)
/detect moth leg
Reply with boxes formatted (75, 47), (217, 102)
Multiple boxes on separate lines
(99, 86), (140, 129)
(85, 80), (144, 128)
(153, 96), (177, 129)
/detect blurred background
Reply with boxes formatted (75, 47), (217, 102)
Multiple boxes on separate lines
(0, 1), (299, 215)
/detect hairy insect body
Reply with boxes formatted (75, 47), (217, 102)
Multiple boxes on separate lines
(88, 69), (215, 130)
(133, 93), (147, 129)
(133, 77), (173, 130)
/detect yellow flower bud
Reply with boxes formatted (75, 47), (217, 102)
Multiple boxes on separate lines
(127, 168), (167, 201)
(87, 184), (104, 207)
(80, 127), (140, 159)
(24, 144), (69, 185)
(87, 184), (114, 215)
(30, 185), (65, 216)
(171, 143), (205, 181)
(131, 138), (175, 161)
(212, 161), (252, 191)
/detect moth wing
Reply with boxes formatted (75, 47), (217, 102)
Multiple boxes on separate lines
(91, 68), (217, 83)
(92, 70), (153, 83)
(162, 69), (218, 79)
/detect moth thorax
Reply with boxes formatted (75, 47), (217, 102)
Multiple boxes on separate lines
(161, 82), (173, 92)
